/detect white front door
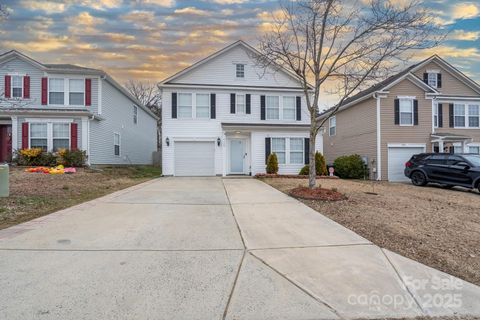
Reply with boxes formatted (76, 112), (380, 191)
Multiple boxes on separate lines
(230, 139), (245, 174)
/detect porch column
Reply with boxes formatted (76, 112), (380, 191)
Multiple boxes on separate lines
(438, 140), (444, 153)
(11, 116), (17, 155)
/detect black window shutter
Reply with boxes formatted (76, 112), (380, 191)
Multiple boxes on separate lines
(246, 94), (251, 114)
(172, 92), (177, 119)
(438, 103), (443, 127)
(230, 93), (236, 113)
(260, 95), (266, 120)
(304, 138), (310, 165)
(394, 99), (400, 125)
(437, 73), (442, 88)
(413, 100), (419, 125)
(210, 93), (216, 119)
(296, 96), (301, 121)
(423, 73), (428, 84)
(265, 137), (271, 164)
(449, 103), (454, 127)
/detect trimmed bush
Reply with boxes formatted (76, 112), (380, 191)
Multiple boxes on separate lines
(298, 152), (328, 176)
(266, 153), (279, 174)
(57, 149), (87, 167)
(14, 148), (87, 167)
(333, 154), (367, 179)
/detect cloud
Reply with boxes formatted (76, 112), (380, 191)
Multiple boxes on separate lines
(174, 7), (211, 16)
(416, 45), (480, 60)
(104, 32), (136, 42)
(3, 35), (70, 52)
(208, 0), (248, 3)
(137, 0), (175, 7)
(121, 10), (155, 23)
(448, 30), (480, 41)
(76, 0), (122, 10)
(20, 0), (66, 13)
(452, 3), (480, 20)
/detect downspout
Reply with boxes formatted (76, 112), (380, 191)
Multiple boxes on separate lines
(373, 93), (382, 181)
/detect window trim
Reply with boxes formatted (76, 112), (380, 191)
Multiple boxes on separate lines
(283, 96), (296, 121)
(52, 123), (71, 152)
(133, 105), (138, 124)
(195, 93), (211, 119)
(177, 92), (193, 119)
(433, 103), (439, 128)
(235, 64), (245, 78)
(453, 103), (480, 129)
(266, 95), (280, 120)
(289, 137), (304, 164)
(68, 78), (85, 106)
(236, 94), (246, 114)
(271, 137), (286, 165)
(29, 123), (48, 151)
(11, 75), (24, 98)
(114, 132), (121, 156)
(399, 98), (414, 126)
(48, 78), (66, 106)
(468, 144), (480, 155)
(427, 72), (438, 88)
(29, 122), (71, 152)
(329, 116), (336, 136)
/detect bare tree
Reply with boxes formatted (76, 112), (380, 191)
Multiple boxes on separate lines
(125, 80), (162, 149)
(255, 0), (443, 188)
(0, 4), (8, 22)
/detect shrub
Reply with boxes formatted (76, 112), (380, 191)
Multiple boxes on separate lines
(15, 148), (56, 166)
(333, 154), (367, 179)
(298, 152), (328, 176)
(266, 153), (279, 174)
(58, 149), (87, 167)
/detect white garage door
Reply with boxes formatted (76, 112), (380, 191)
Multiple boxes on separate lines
(388, 146), (425, 182)
(174, 141), (215, 176)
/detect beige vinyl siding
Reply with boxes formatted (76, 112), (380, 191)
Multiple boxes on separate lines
(414, 61), (479, 96)
(323, 97), (377, 179)
(380, 79), (433, 180)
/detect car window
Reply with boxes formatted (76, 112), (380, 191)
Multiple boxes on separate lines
(447, 155), (464, 165)
(426, 154), (448, 165)
(463, 155), (480, 166)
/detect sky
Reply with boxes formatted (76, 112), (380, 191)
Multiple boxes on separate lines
(0, 0), (479, 109)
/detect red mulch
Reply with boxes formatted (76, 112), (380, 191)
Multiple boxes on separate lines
(289, 186), (347, 201)
(255, 174), (338, 179)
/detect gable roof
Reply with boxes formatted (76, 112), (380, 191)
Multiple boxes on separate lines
(158, 40), (312, 89)
(318, 55), (480, 119)
(0, 50), (158, 119)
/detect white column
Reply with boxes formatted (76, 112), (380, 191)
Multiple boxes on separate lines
(11, 116), (17, 154)
(439, 140), (444, 153)
(376, 95), (382, 180)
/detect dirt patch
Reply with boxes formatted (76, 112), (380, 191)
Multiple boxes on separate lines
(260, 178), (480, 286)
(289, 186), (346, 201)
(0, 166), (161, 230)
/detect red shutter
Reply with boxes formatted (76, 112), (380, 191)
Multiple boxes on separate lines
(22, 122), (29, 149)
(85, 78), (91, 106)
(4, 75), (11, 98)
(41, 77), (48, 105)
(70, 123), (78, 150)
(23, 76), (30, 99)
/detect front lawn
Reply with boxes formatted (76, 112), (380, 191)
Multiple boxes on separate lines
(0, 166), (161, 230)
(261, 177), (480, 286)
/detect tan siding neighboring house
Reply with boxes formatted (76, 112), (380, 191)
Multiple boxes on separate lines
(323, 97), (377, 179)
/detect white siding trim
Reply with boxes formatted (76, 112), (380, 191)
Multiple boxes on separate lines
(25, 118), (74, 123)
(387, 143), (427, 148)
(11, 116), (17, 154)
(81, 117), (88, 151)
(98, 77), (103, 115)
(376, 96), (382, 180)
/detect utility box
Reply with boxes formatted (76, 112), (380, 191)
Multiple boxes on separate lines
(0, 164), (9, 197)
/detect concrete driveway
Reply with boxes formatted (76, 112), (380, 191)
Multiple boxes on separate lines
(0, 177), (479, 319)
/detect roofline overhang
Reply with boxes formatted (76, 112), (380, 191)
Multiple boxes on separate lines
(159, 82), (309, 92)
(221, 122), (311, 130)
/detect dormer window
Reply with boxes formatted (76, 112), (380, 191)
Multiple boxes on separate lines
(424, 70), (441, 89)
(236, 64), (245, 78)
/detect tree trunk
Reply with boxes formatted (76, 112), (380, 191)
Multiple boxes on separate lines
(308, 117), (317, 189)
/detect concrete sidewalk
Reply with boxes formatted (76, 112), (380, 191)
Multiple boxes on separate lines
(0, 177), (479, 319)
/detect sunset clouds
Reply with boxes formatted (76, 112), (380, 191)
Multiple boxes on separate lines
(0, 0), (478, 96)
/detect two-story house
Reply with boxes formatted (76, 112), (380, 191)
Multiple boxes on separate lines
(319, 55), (480, 181)
(159, 40), (323, 176)
(0, 50), (158, 165)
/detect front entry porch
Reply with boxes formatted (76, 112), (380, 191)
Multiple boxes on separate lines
(224, 131), (251, 176)
(431, 133), (472, 154)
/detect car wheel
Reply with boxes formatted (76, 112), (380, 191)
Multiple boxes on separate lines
(411, 171), (427, 186)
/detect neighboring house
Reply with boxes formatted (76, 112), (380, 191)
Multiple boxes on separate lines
(159, 40), (322, 176)
(0, 50), (158, 165)
(319, 55), (480, 182)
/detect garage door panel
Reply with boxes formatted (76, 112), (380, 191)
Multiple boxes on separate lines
(388, 146), (424, 182)
(175, 141), (215, 176)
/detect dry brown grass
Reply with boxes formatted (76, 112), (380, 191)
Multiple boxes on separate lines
(261, 178), (480, 286)
(0, 166), (161, 230)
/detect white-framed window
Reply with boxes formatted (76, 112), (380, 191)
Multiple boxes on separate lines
(399, 98), (414, 126)
(12, 75), (23, 98)
(68, 79), (84, 105)
(133, 105), (138, 124)
(30, 123), (48, 151)
(266, 96), (280, 120)
(283, 96), (296, 120)
(49, 78), (65, 105)
(271, 138), (286, 164)
(114, 132), (120, 156)
(468, 105), (479, 128)
(289, 138), (304, 164)
(236, 94), (245, 114)
(236, 64), (245, 78)
(196, 93), (210, 118)
(329, 116), (336, 136)
(52, 123), (70, 151)
(427, 73), (438, 88)
(454, 104), (466, 127)
(469, 146), (480, 154)
(178, 93), (192, 118)
(433, 103), (438, 128)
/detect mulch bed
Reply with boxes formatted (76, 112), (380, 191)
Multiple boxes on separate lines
(289, 186), (347, 201)
(255, 173), (339, 179)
